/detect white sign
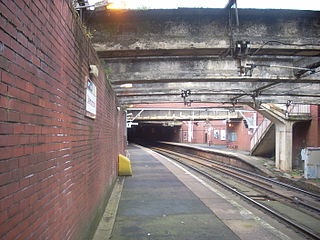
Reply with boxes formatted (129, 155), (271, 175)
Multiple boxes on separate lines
(214, 129), (219, 139)
(220, 129), (226, 140)
(126, 122), (138, 128)
(86, 78), (97, 119)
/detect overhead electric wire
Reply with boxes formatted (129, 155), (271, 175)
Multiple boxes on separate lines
(250, 40), (320, 56)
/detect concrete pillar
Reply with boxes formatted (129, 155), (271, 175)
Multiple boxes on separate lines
(275, 122), (294, 171)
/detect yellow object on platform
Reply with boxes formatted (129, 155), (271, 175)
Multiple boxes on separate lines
(118, 154), (132, 176)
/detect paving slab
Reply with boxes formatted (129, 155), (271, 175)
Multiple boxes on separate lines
(93, 145), (305, 240)
(109, 145), (240, 240)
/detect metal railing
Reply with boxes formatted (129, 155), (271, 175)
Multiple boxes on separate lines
(127, 109), (242, 121)
(287, 104), (311, 116)
(250, 118), (272, 150)
(250, 104), (311, 150)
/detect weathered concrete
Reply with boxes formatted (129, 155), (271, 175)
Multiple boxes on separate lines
(157, 141), (274, 176)
(251, 104), (312, 171)
(86, 8), (320, 105)
(275, 122), (294, 170)
(93, 177), (125, 240)
(88, 9), (320, 54)
(103, 56), (320, 105)
(250, 124), (275, 157)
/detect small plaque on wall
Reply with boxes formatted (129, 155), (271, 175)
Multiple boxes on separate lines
(86, 78), (97, 119)
(220, 129), (226, 140)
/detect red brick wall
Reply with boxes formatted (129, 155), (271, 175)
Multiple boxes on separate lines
(306, 105), (320, 147)
(226, 120), (251, 151)
(292, 105), (320, 167)
(209, 121), (227, 145)
(293, 121), (309, 167)
(180, 120), (227, 145)
(227, 110), (258, 152)
(0, 1), (125, 239)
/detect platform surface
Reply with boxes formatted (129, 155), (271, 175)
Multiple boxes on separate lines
(110, 145), (240, 240)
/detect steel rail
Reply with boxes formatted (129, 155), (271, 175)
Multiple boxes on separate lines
(158, 145), (320, 199)
(154, 149), (320, 240)
(153, 147), (320, 214)
(203, 155), (320, 199)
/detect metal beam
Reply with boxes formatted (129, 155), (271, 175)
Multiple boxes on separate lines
(117, 94), (320, 105)
(113, 82), (320, 96)
(110, 76), (319, 85)
(97, 47), (320, 58)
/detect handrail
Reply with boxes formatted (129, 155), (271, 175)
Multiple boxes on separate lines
(250, 118), (271, 149)
(287, 104), (310, 116)
(250, 104), (310, 150)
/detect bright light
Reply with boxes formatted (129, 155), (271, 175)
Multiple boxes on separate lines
(107, 0), (127, 9)
(120, 83), (133, 88)
(88, 0), (320, 10)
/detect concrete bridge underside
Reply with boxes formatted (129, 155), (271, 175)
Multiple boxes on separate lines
(87, 8), (320, 106)
(85, 8), (320, 171)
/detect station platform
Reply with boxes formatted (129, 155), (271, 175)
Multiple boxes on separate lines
(158, 141), (276, 176)
(93, 144), (303, 240)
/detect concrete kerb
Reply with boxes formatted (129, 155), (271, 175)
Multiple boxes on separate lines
(159, 141), (275, 176)
(158, 142), (320, 194)
(92, 177), (125, 240)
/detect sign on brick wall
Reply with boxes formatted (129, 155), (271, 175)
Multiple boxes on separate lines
(86, 78), (97, 119)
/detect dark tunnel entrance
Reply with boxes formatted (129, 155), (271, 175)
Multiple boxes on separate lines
(128, 124), (181, 143)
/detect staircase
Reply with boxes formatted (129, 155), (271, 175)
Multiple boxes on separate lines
(250, 118), (275, 157)
(250, 104), (311, 157)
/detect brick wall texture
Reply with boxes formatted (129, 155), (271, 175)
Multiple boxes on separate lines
(0, 0), (125, 239)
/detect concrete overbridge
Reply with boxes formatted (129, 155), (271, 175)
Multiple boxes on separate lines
(86, 8), (320, 106)
(127, 107), (244, 121)
(126, 107), (247, 128)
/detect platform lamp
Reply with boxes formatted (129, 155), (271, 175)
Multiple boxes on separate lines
(73, 0), (109, 20)
(89, 65), (99, 78)
(74, 0), (109, 10)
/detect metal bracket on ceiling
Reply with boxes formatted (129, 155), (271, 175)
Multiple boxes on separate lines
(235, 40), (251, 58)
(242, 63), (316, 77)
(181, 90), (193, 106)
(229, 100), (238, 112)
(238, 63), (262, 76)
(251, 91), (262, 108)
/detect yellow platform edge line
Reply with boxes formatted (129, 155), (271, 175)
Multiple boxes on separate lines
(118, 154), (132, 176)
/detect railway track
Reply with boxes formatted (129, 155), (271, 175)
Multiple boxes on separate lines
(150, 146), (320, 240)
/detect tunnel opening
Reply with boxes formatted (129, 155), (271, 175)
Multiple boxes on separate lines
(128, 123), (181, 145)
(127, 118), (232, 151)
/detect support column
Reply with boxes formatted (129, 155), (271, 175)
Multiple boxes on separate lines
(275, 122), (294, 171)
